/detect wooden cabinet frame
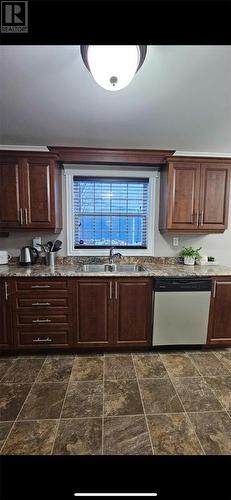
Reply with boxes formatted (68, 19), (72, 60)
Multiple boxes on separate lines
(207, 277), (231, 346)
(0, 152), (62, 232)
(160, 157), (231, 233)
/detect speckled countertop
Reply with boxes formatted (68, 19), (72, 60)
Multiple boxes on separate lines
(0, 263), (231, 277)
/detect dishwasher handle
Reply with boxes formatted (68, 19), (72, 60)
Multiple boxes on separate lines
(154, 278), (212, 292)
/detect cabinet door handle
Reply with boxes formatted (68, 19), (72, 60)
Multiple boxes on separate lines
(199, 210), (204, 226)
(19, 208), (23, 225)
(32, 318), (51, 323)
(109, 281), (112, 300)
(4, 282), (8, 301)
(115, 281), (118, 300)
(213, 280), (216, 298)
(196, 210), (199, 226)
(24, 208), (28, 225)
(31, 302), (51, 306)
(33, 337), (52, 343)
(31, 285), (50, 288)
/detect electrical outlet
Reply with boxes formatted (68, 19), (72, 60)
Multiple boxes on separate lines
(173, 237), (179, 247)
(32, 237), (42, 251)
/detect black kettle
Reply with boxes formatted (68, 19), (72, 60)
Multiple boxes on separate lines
(19, 246), (39, 266)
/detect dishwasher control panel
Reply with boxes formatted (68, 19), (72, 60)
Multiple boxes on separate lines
(154, 278), (212, 292)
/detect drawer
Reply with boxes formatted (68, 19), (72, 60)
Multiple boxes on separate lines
(15, 280), (69, 291)
(16, 297), (71, 309)
(17, 331), (70, 347)
(16, 313), (72, 326)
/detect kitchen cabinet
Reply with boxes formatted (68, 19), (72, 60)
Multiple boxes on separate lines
(75, 278), (153, 348)
(207, 278), (231, 346)
(0, 280), (13, 350)
(10, 278), (74, 349)
(114, 279), (153, 345)
(0, 153), (62, 232)
(76, 279), (113, 347)
(159, 158), (230, 233)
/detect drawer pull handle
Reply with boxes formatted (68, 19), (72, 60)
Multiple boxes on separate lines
(32, 302), (51, 306)
(31, 285), (51, 288)
(32, 319), (51, 323)
(33, 337), (52, 343)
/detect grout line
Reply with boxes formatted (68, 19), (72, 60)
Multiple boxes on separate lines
(0, 358), (48, 453)
(212, 352), (231, 374)
(131, 354), (155, 455)
(160, 357), (206, 455)
(14, 359), (48, 422)
(50, 360), (76, 455)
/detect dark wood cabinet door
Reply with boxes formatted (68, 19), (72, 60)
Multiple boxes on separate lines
(114, 278), (152, 346)
(207, 279), (231, 345)
(23, 159), (55, 229)
(0, 159), (23, 228)
(0, 281), (12, 349)
(76, 279), (113, 347)
(168, 162), (201, 230)
(199, 164), (230, 231)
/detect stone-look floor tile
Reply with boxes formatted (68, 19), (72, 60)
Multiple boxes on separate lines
(0, 384), (32, 421)
(18, 383), (67, 420)
(0, 359), (16, 382)
(147, 413), (203, 455)
(104, 380), (143, 416)
(188, 353), (230, 376)
(172, 377), (222, 412)
(160, 353), (200, 377)
(70, 357), (103, 381)
(133, 354), (168, 379)
(214, 352), (231, 372)
(204, 376), (231, 411)
(0, 422), (13, 449)
(52, 418), (102, 455)
(61, 381), (103, 418)
(104, 356), (136, 380)
(104, 416), (153, 455)
(188, 411), (231, 455)
(139, 378), (183, 414)
(37, 356), (74, 383)
(1, 358), (45, 384)
(1, 420), (57, 455)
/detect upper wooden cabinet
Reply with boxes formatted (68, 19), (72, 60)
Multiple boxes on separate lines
(159, 158), (231, 233)
(0, 153), (62, 232)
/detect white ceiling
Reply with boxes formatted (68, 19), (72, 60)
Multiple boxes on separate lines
(0, 45), (231, 153)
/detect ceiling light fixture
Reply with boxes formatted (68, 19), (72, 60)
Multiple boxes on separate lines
(80, 45), (147, 91)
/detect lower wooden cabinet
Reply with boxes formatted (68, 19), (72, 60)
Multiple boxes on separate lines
(207, 278), (231, 345)
(0, 280), (13, 350)
(114, 279), (153, 346)
(76, 280), (113, 347)
(75, 278), (153, 348)
(2, 276), (153, 351)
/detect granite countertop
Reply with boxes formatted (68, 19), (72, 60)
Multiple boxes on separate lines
(0, 263), (231, 277)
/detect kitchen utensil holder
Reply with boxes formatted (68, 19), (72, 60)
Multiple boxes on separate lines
(44, 252), (56, 266)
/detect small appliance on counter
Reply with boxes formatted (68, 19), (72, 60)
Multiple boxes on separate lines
(0, 250), (10, 265)
(19, 246), (39, 266)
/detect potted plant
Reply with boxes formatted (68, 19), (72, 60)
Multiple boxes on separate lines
(179, 246), (202, 265)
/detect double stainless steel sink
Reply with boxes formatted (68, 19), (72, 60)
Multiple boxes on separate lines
(78, 263), (146, 273)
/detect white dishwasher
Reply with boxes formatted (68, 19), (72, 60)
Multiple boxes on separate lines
(153, 277), (212, 346)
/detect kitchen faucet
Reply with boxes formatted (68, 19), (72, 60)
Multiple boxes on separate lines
(109, 247), (122, 264)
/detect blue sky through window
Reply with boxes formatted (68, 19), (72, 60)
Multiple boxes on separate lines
(73, 178), (149, 248)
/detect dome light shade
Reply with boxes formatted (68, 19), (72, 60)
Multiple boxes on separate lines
(80, 45), (147, 91)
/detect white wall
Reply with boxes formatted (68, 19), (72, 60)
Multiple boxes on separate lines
(1, 171), (231, 266)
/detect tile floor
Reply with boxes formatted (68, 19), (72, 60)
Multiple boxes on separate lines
(0, 349), (231, 455)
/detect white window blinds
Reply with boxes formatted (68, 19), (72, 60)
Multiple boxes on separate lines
(73, 177), (149, 248)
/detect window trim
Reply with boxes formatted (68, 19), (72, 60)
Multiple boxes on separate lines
(64, 166), (157, 256)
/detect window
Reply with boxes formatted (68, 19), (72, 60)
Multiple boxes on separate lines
(73, 177), (148, 248)
(65, 167), (156, 256)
